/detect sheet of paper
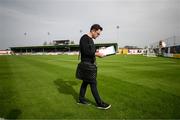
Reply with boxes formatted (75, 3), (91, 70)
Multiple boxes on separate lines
(98, 46), (116, 56)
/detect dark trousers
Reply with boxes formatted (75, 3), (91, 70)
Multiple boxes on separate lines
(79, 80), (102, 105)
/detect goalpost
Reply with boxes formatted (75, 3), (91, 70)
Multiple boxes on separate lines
(143, 45), (157, 57)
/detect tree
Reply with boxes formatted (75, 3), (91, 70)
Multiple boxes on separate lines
(43, 41), (47, 46)
(70, 41), (75, 44)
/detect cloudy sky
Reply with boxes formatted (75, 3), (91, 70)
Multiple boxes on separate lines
(0, 0), (179, 49)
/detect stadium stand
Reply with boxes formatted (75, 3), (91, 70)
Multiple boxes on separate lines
(149, 36), (180, 58)
(10, 43), (118, 55)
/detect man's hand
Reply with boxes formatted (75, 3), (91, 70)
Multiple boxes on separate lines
(95, 52), (105, 58)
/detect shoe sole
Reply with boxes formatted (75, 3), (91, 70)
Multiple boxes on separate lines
(77, 102), (91, 106)
(97, 104), (111, 110)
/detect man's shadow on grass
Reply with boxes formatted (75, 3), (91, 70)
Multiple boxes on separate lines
(54, 79), (79, 102)
(6, 109), (22, 119)
(54, 79), (95, 105)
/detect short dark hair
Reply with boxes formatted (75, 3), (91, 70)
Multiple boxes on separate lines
(90, 24), (103, 31)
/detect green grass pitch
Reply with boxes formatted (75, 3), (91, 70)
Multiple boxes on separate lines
(0, 55), (180, 119)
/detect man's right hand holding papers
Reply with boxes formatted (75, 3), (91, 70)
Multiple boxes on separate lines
(95, 52), (106, 58)
(96, 46), (116, 58)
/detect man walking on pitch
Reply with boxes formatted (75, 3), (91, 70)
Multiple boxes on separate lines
(76, 24), (111, 110)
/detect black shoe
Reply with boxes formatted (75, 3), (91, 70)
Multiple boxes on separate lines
(77, 100), (91, 105)
(97, 102), (111, 110)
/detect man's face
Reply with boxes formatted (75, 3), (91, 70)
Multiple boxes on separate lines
(91, 29), (101, 39)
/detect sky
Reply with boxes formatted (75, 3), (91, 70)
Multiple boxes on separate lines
(0, 0), (180, 49)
